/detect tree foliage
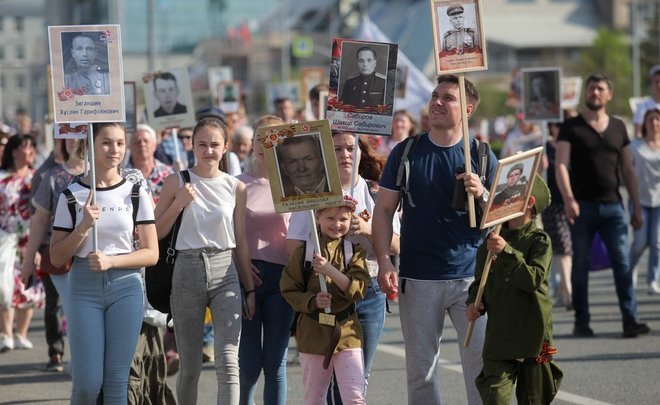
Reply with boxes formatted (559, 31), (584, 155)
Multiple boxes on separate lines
(577, 28), (633, 117)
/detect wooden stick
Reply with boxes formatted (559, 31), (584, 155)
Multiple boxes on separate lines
(464, 223), (502, 347)
(458, 74), (476, 228)
(87, 124), (98, 251)
(308, 210), (331, 314)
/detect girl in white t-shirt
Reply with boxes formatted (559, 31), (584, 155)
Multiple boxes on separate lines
(49, 123), (158, 404)
(155, 117), (255, 405)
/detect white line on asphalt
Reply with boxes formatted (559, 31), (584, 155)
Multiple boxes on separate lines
(377, 343), (613, 405)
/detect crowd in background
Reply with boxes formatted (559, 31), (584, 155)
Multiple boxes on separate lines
(0, 65), (657, 404)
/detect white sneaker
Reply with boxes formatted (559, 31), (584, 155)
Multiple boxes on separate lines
(0, 333), (13, 352)
(649, 281), (660, 295)
(13, 334), (33, 350)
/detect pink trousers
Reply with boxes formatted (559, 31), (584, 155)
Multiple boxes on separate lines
(299, 348), (366, 405)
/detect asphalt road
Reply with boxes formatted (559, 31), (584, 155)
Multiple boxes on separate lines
(1, 267), (659, 404)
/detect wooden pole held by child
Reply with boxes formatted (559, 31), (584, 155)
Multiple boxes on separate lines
(308, 209), (331, 314)
(464, 223), (502, 347)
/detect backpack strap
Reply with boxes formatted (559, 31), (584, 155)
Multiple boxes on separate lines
(301, 238), (354, 289)
(130, 183), (141, 230)
(364, 179), (379, 203)
(395, 135), (420, 210)
(476, 139), (491, 184)
(166, 170), (190, 263)
(62, 189), (77, 227)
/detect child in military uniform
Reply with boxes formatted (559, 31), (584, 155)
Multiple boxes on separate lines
(280, 195), (370, 404)
(466, 174), (562, 404)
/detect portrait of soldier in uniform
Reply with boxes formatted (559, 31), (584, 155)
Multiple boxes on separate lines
(339, 45), (387, 107)
(63, 32), (110, 95)
(492, 163), (528, 206)
(523, 69), (562, 121)
(442, 5), (480, 55)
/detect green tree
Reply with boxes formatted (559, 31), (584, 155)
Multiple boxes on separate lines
(577, 28), (633, 117)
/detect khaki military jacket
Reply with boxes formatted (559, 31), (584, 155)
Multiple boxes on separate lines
(467, 221), (554, 360)
(280, 235), (369, 355)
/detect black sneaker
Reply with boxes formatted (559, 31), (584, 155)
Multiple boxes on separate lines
(622, 322), (651, 338)
(573, 324), (595, 337)
(46, 358), (64, 372)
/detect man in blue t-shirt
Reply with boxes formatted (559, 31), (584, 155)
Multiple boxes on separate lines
(373, 74), (496, 405)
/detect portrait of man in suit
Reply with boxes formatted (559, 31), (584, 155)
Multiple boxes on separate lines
(153, 72), (188, 117)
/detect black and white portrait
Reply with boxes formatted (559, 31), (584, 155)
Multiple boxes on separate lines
(338, 41), (390, 108)
(61, 31), (110, 95)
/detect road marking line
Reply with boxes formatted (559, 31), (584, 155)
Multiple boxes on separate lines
(377, 343), (612, 405)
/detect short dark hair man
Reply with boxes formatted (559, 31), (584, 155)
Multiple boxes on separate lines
(339, 46), (386, 108)
(555, 73), (649, 338)
(373, 74), (497, 404)
(276, 135), (328, 197)
(442, 6), (479, 55)
(64, 33), (110, 95)
(153, 72), (187, 117)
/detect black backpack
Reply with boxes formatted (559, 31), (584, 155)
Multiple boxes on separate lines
(394, 134), (492, 211)
(290, 239), (354, 334)
(145, 170), (190, 314)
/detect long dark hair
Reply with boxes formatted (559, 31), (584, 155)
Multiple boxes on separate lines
(1, 134), (36, 170)
(192, 117), (229, 172)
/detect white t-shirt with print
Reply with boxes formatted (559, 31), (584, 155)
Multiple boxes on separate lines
(52, 179), (155, 258)
(287, 176), (401, 278)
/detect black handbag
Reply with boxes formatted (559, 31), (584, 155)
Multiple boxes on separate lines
(145, 170), (190, 314)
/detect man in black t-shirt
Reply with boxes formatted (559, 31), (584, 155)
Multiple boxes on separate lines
(555, 73), (648, 339)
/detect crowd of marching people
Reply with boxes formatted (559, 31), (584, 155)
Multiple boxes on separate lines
(0, 67), (657, 405)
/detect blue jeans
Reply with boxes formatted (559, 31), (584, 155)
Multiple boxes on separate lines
(571, 201), (638, 326)
(66, 258), (144, 405)
(328, 278), (386, 404)
(239, 260), (294, 405)
(630, 205), (660, 285)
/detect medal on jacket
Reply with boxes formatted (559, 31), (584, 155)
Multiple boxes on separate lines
(319, 313), (335, 326)
(94, 79), (103, 94)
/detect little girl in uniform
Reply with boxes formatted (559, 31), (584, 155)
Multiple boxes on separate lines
(280, 195), (370, 405)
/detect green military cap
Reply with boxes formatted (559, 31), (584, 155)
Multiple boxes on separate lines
(508, 163), (524, 176)
(530, 173), (551, 213)
(447, 5), (464, 16)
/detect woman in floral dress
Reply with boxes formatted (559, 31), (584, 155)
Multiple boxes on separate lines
(0, 134), (43, 352)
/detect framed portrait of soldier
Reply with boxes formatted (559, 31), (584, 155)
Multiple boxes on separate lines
(430, 0), (487, 74)
(142, 68), (196, 131)
(48, 25), (125, 123)
(208, 66), (233, 103)
(258, 120), (343, 213)
(123, 82), (137, 134)
(326, 38), (398, 136)
(521, 67), (562, 122)
(218, 80), (241, 113)
(481, 147), (543, 229)
(561, 76), (582, 110)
